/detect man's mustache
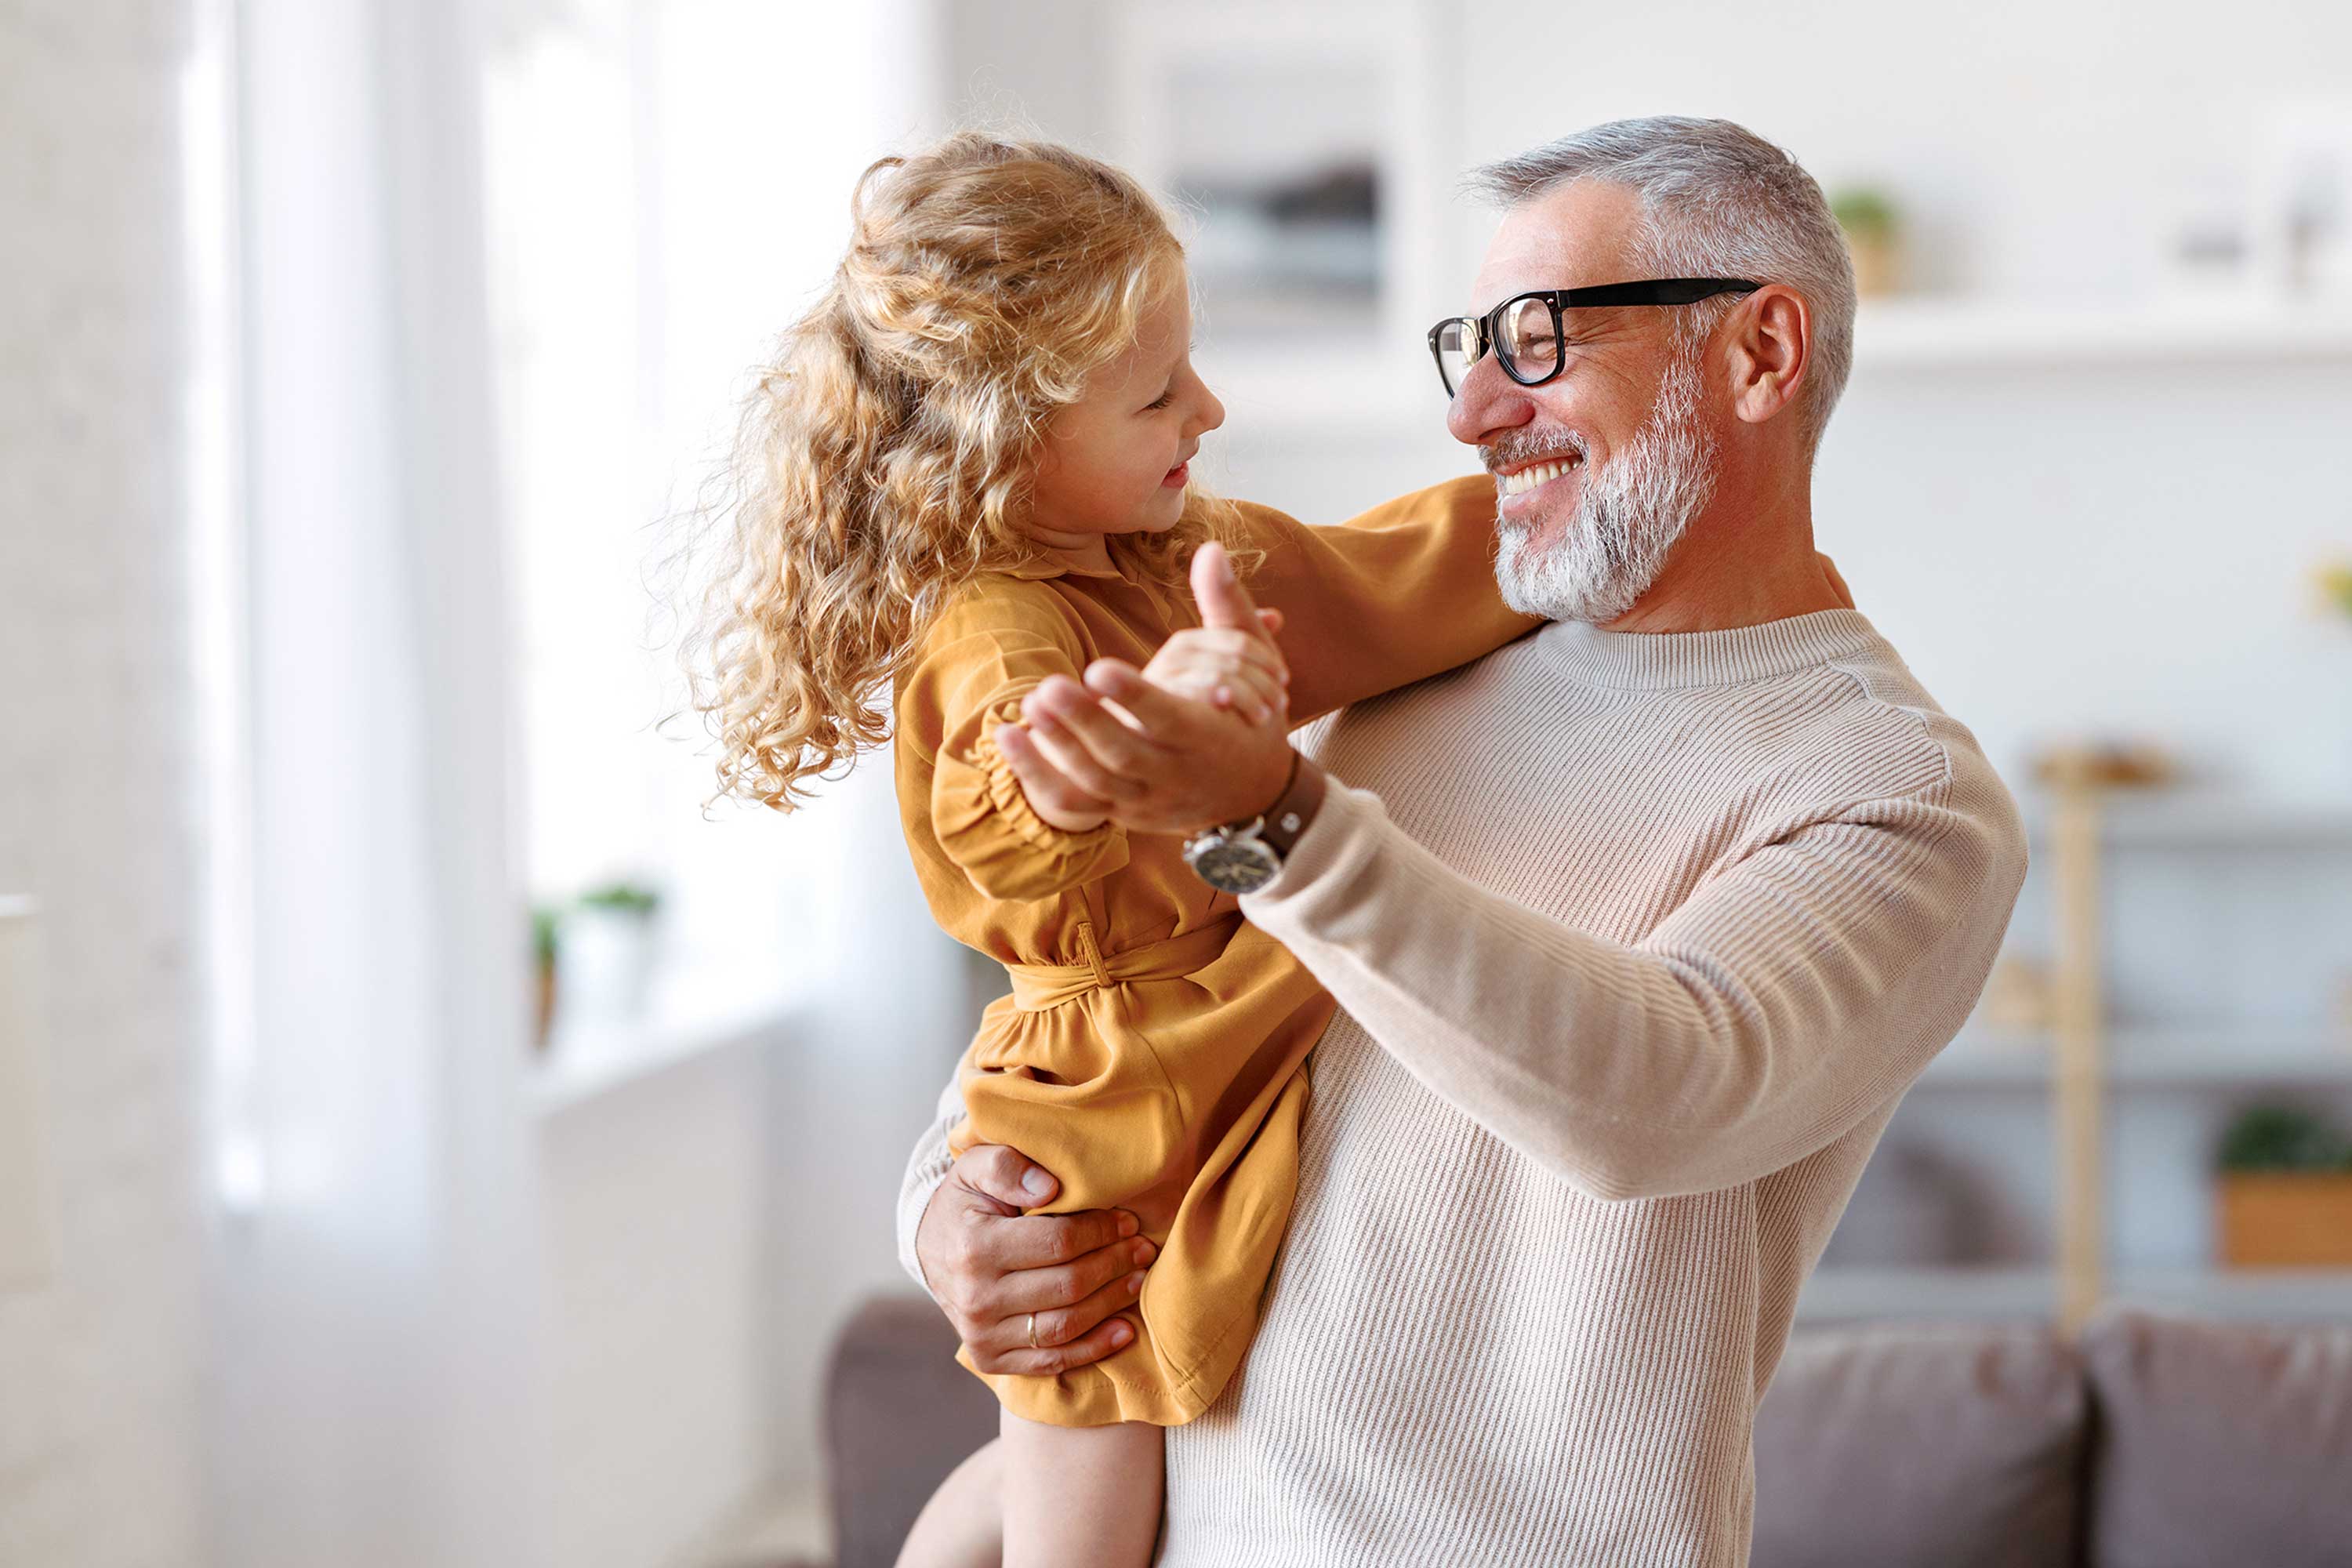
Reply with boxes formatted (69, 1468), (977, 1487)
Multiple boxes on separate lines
(1483, 426), (1591, 474)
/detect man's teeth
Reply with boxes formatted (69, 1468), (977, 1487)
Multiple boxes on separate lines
(1501, 458), (1577, 495)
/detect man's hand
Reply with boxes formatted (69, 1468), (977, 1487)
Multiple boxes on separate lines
(996, 543), (1298, 833)
(914, 1144), (1157, 1376)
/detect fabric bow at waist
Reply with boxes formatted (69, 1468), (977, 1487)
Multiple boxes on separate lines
(1006, 915), (1241, 1011)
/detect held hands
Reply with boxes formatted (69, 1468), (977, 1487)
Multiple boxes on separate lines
(1142, 612), (1290, 728)
(995, 543), (1301, 835)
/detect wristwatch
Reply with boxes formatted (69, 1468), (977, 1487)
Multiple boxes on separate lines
(1182, 753), (1321, 895)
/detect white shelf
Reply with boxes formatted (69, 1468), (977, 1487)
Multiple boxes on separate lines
(2019, 793), (2352, 849)
(1922, 1029), (2352, 1088)
(1191, 300), (2352, 439)
(1853, 296), (2352, 368)
(1798, 1264), (2352, 1322)
(532, 992), (798, 1115)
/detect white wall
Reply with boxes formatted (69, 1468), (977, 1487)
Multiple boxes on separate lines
(1454, 0), (2352, 299)
(1446, 0), (2352, 800)
(0, 2), (211, 1563)
(538, 1034), (776, 1568)
(944, 0), (2352, 803)
(924, 2), (2352, 1293)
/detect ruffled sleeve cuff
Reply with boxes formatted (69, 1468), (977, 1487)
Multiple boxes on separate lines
(932, 702), (1132, 902)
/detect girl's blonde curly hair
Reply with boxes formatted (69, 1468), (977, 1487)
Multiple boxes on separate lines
(673, 131), (1248, 813)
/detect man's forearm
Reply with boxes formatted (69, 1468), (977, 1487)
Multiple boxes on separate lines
(896, 1069), (965, 1302)
(1240, 776), (2025, 1201)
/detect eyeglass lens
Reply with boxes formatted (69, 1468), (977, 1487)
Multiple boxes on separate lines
(1497, 296), (1559, 383)
(1434, 318), (1475, 395)
(1435, 297), (1563, 394)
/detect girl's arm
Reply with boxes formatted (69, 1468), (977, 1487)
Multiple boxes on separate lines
(901, 586), (1130, 902)
(1227, 474), (1541, 724)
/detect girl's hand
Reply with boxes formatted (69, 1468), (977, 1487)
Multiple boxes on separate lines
(1141, 608), (1290, 727)
(1011, 749), (1115, 833)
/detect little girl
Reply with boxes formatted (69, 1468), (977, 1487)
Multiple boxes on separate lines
(682, 132), (1534, 1566)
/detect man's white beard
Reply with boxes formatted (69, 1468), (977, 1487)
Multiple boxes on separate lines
(1492, 346), (1720, 625)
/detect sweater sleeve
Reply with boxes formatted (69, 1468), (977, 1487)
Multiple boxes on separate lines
(895, 1067), (967, 1304)
(901, 586), (1131, 902)
(1238, 764), (2029, 1202)
(1231, 476), (1543, 724)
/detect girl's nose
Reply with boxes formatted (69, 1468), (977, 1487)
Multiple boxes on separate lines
(1193, 383), (1225, 437)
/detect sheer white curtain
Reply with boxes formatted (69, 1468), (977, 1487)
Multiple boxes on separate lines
(212, 1), (545, 1563)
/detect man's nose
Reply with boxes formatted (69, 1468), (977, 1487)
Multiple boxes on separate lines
(1445, 358), (1534, 448)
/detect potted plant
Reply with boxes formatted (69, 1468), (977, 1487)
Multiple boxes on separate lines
(2215, 1102), (2352, 1268)
(563, 880), (664, 1025)
(1830, 187), (1904, 298)
(2315, 559), (2352, 619)
(530, 902), (561, 1049)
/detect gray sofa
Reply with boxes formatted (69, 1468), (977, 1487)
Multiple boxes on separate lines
(819, 1298), (2352, 1568)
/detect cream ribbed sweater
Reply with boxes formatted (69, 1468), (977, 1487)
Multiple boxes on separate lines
(896, 608), (2028, 1567)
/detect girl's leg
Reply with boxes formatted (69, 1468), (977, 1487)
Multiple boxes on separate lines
(1000, 1408), (1164, 1568)
(895, 1437), (1005, 1568)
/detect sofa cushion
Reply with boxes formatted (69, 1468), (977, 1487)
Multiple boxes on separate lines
(2083, 1308), (2352, 1568)
(1751, 1321), (2087, 1568)
(825, 1296), (998, 1568)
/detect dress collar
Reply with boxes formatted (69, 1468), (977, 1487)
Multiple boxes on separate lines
(1002, 550), (1129, 580)
(1004, 543), (1130, 582)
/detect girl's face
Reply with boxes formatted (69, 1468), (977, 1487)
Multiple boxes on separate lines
(1026, 276), (1225, 548)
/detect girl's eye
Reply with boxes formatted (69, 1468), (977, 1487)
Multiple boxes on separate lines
(1145, 390), (1174, 411)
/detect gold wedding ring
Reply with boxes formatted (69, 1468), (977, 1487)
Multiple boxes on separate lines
(1026, 1312), (1038, 1348)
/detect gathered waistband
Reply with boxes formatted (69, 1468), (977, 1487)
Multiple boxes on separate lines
(1006, 915), (1240, 1011)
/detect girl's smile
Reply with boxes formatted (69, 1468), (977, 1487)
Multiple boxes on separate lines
(1025, 276), (1225, 560)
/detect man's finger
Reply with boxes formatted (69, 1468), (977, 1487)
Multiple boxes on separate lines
(995, 724), (1123, 817)
(954, 1143), (1065, 1210)
(991, 1233), (1156, 1330)
(1026, 680), (1170, 779)
(1023, 710), (1150, 801)
(993, 1261), (1151, 1355)
(1258, 607), (1285, 638)
(1082, 659), (1213, 744)
(985, 1207), (1144, 1272)
(977, 1312), (1137, 1378)
(1192, 542), (1272, 639)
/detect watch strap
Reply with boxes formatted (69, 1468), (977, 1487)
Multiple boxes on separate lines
(1256, 751), (1322, 859)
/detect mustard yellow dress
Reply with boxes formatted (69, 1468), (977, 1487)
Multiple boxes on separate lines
(891, 475), (1537, 1428)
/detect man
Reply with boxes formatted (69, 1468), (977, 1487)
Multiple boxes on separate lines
(898, 116), (2028, 1565)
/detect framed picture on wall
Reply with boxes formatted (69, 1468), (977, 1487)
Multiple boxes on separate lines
(2252, 101), (2352, 299)
(1112, 0), (1459, 419)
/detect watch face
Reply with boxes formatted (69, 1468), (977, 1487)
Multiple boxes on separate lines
(1185, 835), (1282, 895)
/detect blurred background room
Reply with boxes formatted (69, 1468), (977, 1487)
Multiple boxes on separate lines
(5, 0), (2351, 1564)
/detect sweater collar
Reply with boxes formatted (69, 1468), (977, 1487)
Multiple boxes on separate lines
(1536, 608), (1883, 690)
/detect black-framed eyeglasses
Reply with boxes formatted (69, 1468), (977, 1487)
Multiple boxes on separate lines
(1426, 278), (1763, 397)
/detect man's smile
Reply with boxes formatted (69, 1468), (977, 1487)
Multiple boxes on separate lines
(1497, 455), (1581, 496)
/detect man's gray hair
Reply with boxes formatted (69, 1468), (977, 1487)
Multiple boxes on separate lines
(1465, 117), (1856, 456)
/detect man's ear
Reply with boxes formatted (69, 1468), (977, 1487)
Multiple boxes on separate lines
(1726, 285), (1810, 429)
